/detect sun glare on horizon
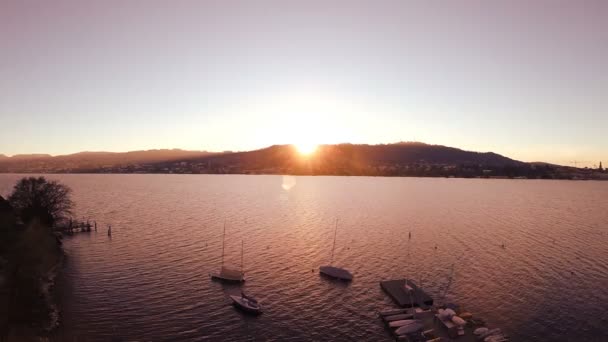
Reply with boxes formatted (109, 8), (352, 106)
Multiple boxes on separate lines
(295, 143), (318, 156)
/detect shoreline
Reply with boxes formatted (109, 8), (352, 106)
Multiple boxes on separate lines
(1, 172), (608, 181)
(40, 251), (63, 334)
(0, 226), (66, 341)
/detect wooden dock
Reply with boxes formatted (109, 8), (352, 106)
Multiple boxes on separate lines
(378, 280), (506, 340)
(380, 279), (433, 308)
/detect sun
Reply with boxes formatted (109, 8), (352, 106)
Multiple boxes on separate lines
(295, 143), (318, 155)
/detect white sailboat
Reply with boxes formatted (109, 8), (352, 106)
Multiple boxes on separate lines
(230, 291), (262, 315)
(319, 219), (353, 281)
(210, 221), (245, 283)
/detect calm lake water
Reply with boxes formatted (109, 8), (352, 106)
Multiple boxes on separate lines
(1, 174), (607, 341)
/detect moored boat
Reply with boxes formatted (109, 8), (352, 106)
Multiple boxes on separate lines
(210, 266), (245, 283)
(230, 292), (262, 314)
(319, 265), (353, 281)
(319, 219), (353, 281)
(210, 221), (245, 283)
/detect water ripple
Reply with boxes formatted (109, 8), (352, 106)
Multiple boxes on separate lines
(2, 175), (607, 341)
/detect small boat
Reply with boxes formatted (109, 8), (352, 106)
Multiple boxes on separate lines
(479, 328), (502, 339)
(474, 327), (489, 336)
(210, 222), (245, 283)
(230, 292), (262, 315)
(319, 266), (353, 281)
(210, 266), (245, 283)
(384, 313), (414, 322)
(395, 320), (423, 335)
(389, 318), (417, 328)
(485, 335), (509, 342)
(319, 219), (353, 281)
(379, 308), (410, 317)
(480, 328), (509, 341)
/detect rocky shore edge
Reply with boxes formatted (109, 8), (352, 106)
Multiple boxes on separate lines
(40, 251), (64, 334)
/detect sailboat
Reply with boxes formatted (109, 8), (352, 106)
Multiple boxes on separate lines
(210, 222), (245, 283)
(319, 219), (353, 281)
(230, 291), (262, 315)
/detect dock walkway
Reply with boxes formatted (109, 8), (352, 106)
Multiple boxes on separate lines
(380, 279), (433, 308)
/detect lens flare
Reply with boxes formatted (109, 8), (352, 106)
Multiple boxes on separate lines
(295, 143), (318, 155)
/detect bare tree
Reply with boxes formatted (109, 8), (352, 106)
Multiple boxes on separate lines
(8, 177), (73, 226)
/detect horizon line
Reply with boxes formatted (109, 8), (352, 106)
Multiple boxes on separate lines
(0, 141), (493, 158)
(1, 142), (603, 168)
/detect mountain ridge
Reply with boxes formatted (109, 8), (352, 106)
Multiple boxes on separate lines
(0, 149), (216, 172)
(1, 142), (590, 179)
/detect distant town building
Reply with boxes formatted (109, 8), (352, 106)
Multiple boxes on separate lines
(600, 161), (603, 171)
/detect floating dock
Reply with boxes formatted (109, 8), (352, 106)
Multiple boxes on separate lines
(380, 279), (433, 308)
(378, 279), (507, 341)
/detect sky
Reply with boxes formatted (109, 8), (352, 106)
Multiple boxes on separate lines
(0, 0), (606, 166)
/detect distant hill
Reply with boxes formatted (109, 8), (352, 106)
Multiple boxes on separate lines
(0, 142), (583, 179)
(7, 154), (52, 160)
(0, 149), (215, 173)
(166, 142), (526, 176)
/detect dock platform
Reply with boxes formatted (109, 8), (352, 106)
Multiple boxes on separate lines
(380, 279), (433, 308)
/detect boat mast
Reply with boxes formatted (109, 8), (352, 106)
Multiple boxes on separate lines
(221, 220), (226, 268)
(406, 232), (409, 286)
(330, 218), (338, 265)
(405, 237), (414, 307)
(440, 263), (456, 305)
(241, 240), (244, 272)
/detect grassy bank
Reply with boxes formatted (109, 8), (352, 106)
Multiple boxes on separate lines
(1, 204), (64, 340)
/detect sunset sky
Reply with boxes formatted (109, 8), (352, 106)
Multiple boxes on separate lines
(1, 0), (606, 167)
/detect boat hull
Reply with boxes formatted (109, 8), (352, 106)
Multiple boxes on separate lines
(395, 320), (424, 335)
(389, 319), (417, 328)
(319, 266), (353, 281)
(210, 273), (245, 283)
(230, 295), (262, 315)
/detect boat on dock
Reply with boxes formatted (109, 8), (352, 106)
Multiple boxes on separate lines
(389, 318), (417, 328)
(394, 320), (424, 335)
(319, 219), (353, 281)
(230, 292), (262, 315)
(378, 279), (508, 341)
(210, 222), (245, 283)
(378, 308), (411, 317)
(384, 313), (413, 322)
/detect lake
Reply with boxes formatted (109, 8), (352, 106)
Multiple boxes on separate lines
(1, 174), (607, 341)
